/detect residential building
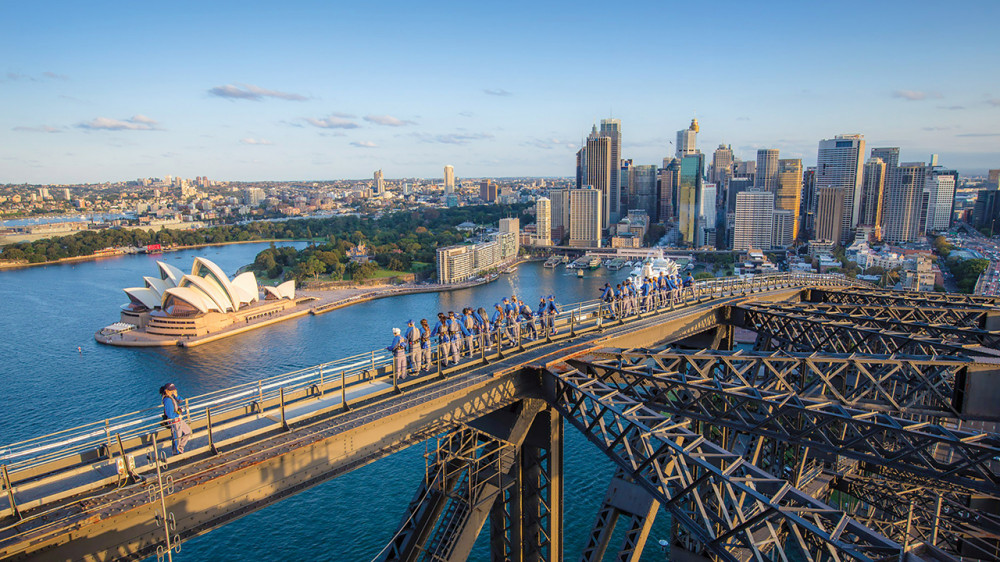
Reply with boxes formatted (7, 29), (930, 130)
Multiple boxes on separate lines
(733, 190), (774, 251)
(479, 179), (497, 202)
(548, 188), (571, 243)
(882, 162), (925, 244)
(925, 169), (956, 232)
(436, 245), (476, 284)
(772, 209), (794, 248)
(443, 165), (455, 195)
(580, 126), (613, 229)
(373, 169), (385, 195)
(499, 217), (520, 257)
(535, 197), (551, 246)
(816, 134), (865, 244)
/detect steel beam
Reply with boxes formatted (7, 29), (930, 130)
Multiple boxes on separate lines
(806, 288), (1000, 310)
(732, 304), (995, 358)
(565, 353), (1000, 496)
(580, 469), (659, 562)
(779, 302), (996, 330)
(542, 363), (903, 562)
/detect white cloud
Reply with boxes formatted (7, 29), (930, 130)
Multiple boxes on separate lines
(483, 88), (512, 97)
(364, 114), (416, 126)
(209, 83), (307, 101)
(412, 132), (493, 145)
(240, 138), (273, 145)
(77, 115), (161, 131)
(12, 125), (62, 133)
(987, 99), (1000, 107)
(892, 90), (942, 101)
(304, 116), (359, 129)
(350, 140), (378, 148)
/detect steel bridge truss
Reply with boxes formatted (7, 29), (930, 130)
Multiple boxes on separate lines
(543, 362), (904, 562)
(806, 288), (1000, 310)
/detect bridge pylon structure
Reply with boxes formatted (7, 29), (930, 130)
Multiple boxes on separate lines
(1, 274), (999, 561)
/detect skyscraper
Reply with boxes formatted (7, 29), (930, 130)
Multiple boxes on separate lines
(776, 159), (802, 240)
(535, 197), (551, 246)
(373, 169), (385, 195)
(677, 153), (705, 246)
(657, 159), (681, 223)
(584, 127), (613, 230)
(881, 162), (925, 244)
(548, 189), (570, 244)
(858, 158), (886, 239)
(568, 187), (602, 247)
(816, 134), (865, 244)
(620, 159), (632, 211)
(676, 119), (698, 158)
(630, 165), (658, 221)
(754, 149), (780, 192)
(733, 191), (774, 251)
(599, 118), (622, 223)
(925, 168), (956, 233)
(711, 144), (734, 185)
(815, 187), (844, 244)
(443, 165), (455, 194)
(480, 179), (497, 202)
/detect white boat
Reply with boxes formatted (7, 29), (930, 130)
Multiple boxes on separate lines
(628, 254), (680, 286)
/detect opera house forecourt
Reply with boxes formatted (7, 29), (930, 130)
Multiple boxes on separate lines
(96, 257), (306, 347)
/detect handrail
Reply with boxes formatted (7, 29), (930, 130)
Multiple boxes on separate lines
(0, 272), (867, 475)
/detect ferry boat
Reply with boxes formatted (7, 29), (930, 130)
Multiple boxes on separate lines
(543, 256), (562, 268)
(587, 257), (601, 270)
(502, 265), (517, 274)
(577, 269), (584, 278)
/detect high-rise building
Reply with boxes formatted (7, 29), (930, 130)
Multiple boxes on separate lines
(676, 119), (698, 158)
(499, 217), (520, 257)
(620, 159), (632, 211)
(373, 169), (385, 195)
(989, 169), (1000, 188)
(583, 127), (613, 230)
(754, 149), (780, 192)
(726, 177), (753, 213)
(657, 159), (681, 223)
(816, 134), (865, 244)
(599, 118), (622, 223)
(870, 147), (900, 171)
(776, 159), (802, 240)
(479, 179), (497, 202)
(858, 158), (886, 239)
(549, 189), (571, 244)
(443, 165), (455, 195)
(630, 165), (658, 221)
(568, 188), (602, 247)
(772, 210), (794, 248)
(815, 187), (844, 245)
(677, 153), (705, 246)
(926, 169), (956, 233)
(711, 144), (734, 186)
(701, 183), (718, 247)
(801, 167), (817, 240)
(535, 197), (551, 246)
(733, 191), (774, 251)
(881, 162), (925, 244)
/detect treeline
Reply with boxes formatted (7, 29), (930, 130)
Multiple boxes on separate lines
(0, 204), (531, 265)
(250, 204), (532, 283)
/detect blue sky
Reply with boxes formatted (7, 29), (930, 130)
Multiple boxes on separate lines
(2, 0), (999, 184)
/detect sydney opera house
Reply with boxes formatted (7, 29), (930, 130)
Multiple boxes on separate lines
(117, 257), (299, 338)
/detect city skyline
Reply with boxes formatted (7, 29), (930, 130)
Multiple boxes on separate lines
(2, 0), (999, 184)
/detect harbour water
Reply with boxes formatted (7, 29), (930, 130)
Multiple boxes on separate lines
(0, 244), (674, 560)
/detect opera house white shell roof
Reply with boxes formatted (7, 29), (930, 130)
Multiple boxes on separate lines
(123, 257), (295, 316)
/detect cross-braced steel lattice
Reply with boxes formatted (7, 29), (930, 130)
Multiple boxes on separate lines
(806, 288), (1000, 310)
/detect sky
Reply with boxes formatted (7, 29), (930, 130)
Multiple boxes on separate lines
(2, 0), (999, 184)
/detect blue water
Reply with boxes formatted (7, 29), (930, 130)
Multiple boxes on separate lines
(0, 247), (674, 561)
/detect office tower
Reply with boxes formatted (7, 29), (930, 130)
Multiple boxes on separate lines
(677, 153), (705, 245)
(548, 189), (570, 243)
(657, 159), (681, 223)
(754, 149), (780, 192)
(599, 118), (622, 223)
(480, 179), (497, 202)
(620, 159), (633, 210)
(676, 119), (698, 158)
(576, 148), (586, 189)
(373, 169), (385, 195)
(858, 158), (886, 240)
(630, 165), (658, 221)
(733, 191), (774, 251)
(776, 158), (802, 240)
(711, 144), (734, 185)
(772, 210), (794, 248)
(443, 165), (455, 195)
(726, 177), (753, 213)
(815, 187), (844, 244)
(568, 188), (602, 247)
(735, 160), (756, 180)
(816, 134), (865, 244)
(926, 170), (956, 232)
(989, 169), (1000, 188)
(701, 183), (718, 247)
(881, 163), (925, 243)
(871, 148), (900, 171)
(535, 197), (551, 246)
(584, 128), (613, 229)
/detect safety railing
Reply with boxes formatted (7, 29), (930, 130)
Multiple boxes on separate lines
(0, 272), (866, 485)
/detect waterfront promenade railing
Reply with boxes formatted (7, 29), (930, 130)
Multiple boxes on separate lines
(0, 272), (868, 483)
